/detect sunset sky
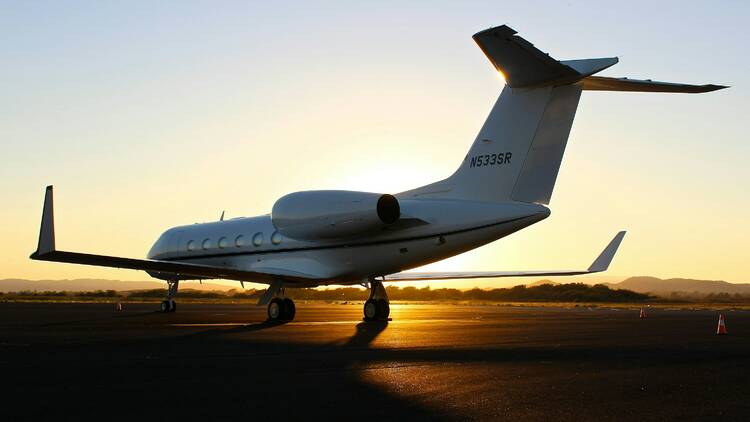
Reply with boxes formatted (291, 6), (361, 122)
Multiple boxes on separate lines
(2, 1), (748, 289)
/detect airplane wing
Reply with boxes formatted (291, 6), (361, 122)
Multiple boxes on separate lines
(29, 186), (320, 285)
(383, 231), (626, 281)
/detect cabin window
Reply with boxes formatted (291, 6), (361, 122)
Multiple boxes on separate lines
(235, 235), (245, 247)
(271, 231), (282, 245)
(202, 238), (211, 250)
(218, 237), (228, 249)
(186, 240), (195, 252)
(252, 232), (263, 246)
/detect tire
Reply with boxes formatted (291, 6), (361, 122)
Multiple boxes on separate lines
(169, 300), (177, 313)
(364, 299), (378, 321)
(282, 298), (296, 321)
(268, 298), (283, 321)
(160, 300), (169, 313)
(377, 299), (390, 320)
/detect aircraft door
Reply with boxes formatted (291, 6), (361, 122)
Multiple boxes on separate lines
(168, 230), (185, 256)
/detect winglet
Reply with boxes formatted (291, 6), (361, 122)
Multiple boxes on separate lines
(587, 231), (626, 272)
(32, 185), (56, 257)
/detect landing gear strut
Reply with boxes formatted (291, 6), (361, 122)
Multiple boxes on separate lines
(364, 280), (390, 321)
(160, 280), (179, 313)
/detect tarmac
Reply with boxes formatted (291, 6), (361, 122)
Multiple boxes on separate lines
(2, 302), (749, 421)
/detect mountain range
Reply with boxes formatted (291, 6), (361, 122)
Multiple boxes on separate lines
(528, 277), (750, 296)
(607, 276), (750, 295)
(1, 276), (748, 296)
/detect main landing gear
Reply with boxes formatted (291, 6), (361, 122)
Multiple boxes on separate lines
(364, 280), (390, 321)
(267, 297), (296, 322)
(261, 283), (296, 322)
(160, 280), (179, 313)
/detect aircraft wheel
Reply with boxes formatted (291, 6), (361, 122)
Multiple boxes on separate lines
(160, 300), (170, 313)
(268, 298), (283, 321)
(282, 298), (296, 321)
(169, 300), (177, 313)
(364, 299), (378, 321)
(377, 299), (390, 320)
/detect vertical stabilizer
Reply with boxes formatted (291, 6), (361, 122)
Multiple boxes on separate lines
(511, 84), (582, 204)
(398, 24), (725, 205)
(399, 83), (582, 204)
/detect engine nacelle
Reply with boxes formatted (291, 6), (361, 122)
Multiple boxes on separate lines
(271, 190), (400, 241)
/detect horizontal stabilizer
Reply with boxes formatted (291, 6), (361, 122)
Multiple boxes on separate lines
(582, 76), (727, 93)
(383, 231), (626, 282)
(473, 25), (617, 88)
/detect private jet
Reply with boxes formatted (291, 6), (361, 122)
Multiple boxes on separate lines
(31, 25), (725, 322)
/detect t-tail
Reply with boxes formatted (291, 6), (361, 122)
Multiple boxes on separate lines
(398, 25), (727, 204)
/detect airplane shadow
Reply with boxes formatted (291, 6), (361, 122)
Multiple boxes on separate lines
(342, 320), (388, 348)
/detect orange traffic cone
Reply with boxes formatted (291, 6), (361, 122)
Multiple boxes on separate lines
(639, 308), (646, 318)
(716, 314), (727, 335)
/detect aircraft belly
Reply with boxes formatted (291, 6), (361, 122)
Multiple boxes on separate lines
(296, 212), (544, 283)
(166, 211), (545, 285)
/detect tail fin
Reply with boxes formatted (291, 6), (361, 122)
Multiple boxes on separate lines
(398, 25), (726, 204)
(472, 25), (617, 89)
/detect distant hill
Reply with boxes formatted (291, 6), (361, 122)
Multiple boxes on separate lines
(2, 283), (651, 303)
(606, 276), (750, 296)
(3, 276), (749, 297)
(527, 279), (559, 287)
(0, 278), (236, 292)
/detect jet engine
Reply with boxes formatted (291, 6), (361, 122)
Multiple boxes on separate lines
(271, 190), (400, 241)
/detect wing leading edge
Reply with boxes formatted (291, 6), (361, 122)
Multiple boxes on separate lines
(383, 231), (626, 282)
(29, 186), (318, 285)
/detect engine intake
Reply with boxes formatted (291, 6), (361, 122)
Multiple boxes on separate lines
(271, 190), (400, 241)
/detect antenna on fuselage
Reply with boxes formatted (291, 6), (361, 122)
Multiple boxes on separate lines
(219, 210), (225, 221)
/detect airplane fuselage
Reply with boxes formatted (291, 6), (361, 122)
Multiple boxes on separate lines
(147, 199), (550, 286)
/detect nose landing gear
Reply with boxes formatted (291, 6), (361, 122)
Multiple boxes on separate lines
(364, 280), (390, 321)
(160, 280), (179, 313)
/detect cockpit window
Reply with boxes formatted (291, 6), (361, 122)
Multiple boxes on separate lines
(252, 232), (263, 246)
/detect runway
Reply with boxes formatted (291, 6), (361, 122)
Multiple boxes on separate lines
(2, 302), (749, 420)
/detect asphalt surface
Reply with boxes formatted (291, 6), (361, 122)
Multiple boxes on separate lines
(2, 302), (749, 421)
